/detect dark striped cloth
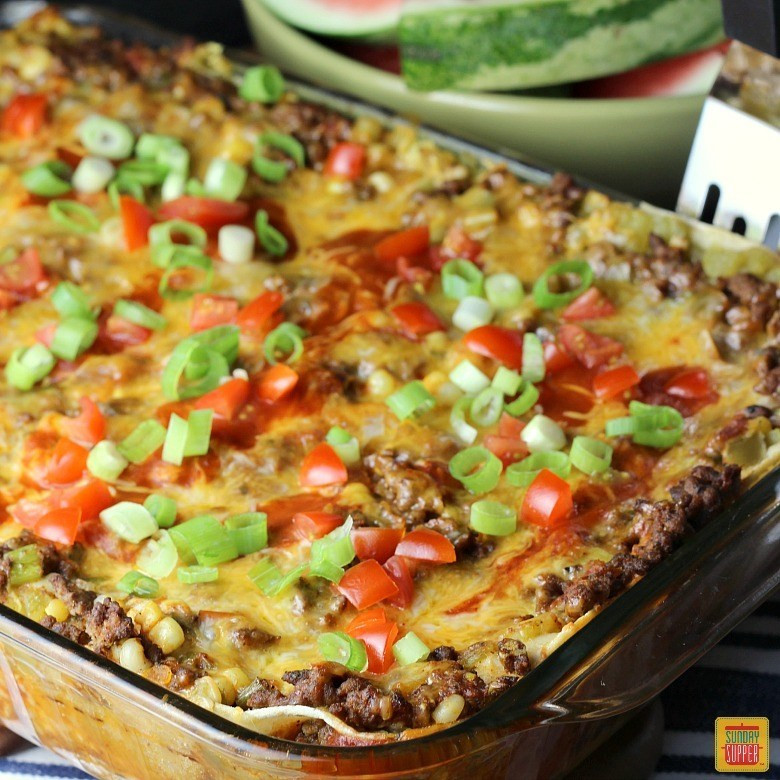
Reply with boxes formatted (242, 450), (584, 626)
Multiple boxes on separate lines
(0, 596), (776, 779)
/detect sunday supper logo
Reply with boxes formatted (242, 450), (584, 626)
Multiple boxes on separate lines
(715, 718), (770, 773)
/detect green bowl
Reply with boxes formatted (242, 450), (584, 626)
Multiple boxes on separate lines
(241, 0), (705, 206)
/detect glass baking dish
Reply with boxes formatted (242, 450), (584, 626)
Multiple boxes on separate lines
(0, 3), (779, 778)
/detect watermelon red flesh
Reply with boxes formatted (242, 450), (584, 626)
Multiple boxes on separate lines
(574, 41), (730, 99)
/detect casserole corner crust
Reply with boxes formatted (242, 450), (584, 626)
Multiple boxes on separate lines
(0, 9), (778, 746)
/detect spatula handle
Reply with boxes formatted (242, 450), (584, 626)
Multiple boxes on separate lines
(721, 0), (780, 56)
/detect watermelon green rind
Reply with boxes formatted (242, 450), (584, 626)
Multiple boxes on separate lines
(399, 0), (724, 92)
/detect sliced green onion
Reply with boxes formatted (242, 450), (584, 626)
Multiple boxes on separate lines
(441, 259), (484, 301)
(255, 210), (289, 256)
(117, 159), (167, 187)
(392, 632), (430, 665)
(86, 440), (128, 482)
(385, 380), (436, 420)
(470, 387), (503, 427)
(114, 299), (167, 331)
(252, 155), (288, 183)
(161, 171), (186, 202)
(189, 324), (240, 365)
(169, 515), (221, 565)
(136, 530), (178, 579)
(532, 260), (593, 309)
(158, 144), (190, 176)
(183, 409), (213, 457)
(263, 322), (306, 365)
(449, 446), (502, 494)
(570, 436), (613, 475)
(50, 317), (98, 361)
(48, 200), (100, 234)
(239, 65), (285, 103)
(72, 156), (114, 194)
(118, 420), (167, 463)
(504, 381), (540, 417)
(522, 333), (546, 384)
(492, 366), (523, 397)
(469, 500), (517, 536)
(51, 282), (95, 320)
(116, 571), (159, 598)
(150, 243), (203, 271)
(506, 451), (571, 487)
(5, 344), (55, 391)
(311, 517), (355, 569)
(452, 295), (494, 331)
(218, 224), (255, 265)
(21, 161), (72, 197)
(149, 220), (207, 251)
(135, 133), (179, 160)
(606, 403), (684, 449)
(259, 131), (305, 167)
(485, 272), (523, 310)
(100, 502), (158, 544)
(318, 631), (368, 672)
(7, 545), (42, 586)
(196, 535), (240, 566)
(203, 158), (247, 201)
(521, 414), (566, 453)
(249, 559), (306, 597)
(143, 494), (177, 529)
(225, 513), (268, 556)
(451, 395), (477, 444)
(108, 176), (145, 209)
(325, 426), (360, 466)
(449, 359), (490, 393)
(604, 416), (638, 437)
(158, 252), (213, 300)
(185, 178), (206, 196)
(161, 413), (189, 466)
(178, 565), (219, 584)
(309, 558), (345, 583)
(79, 116), (135, 159)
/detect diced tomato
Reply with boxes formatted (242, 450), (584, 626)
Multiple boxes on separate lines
(194, 377), (250, 420)
(257, 364), (299, 403)
(593, 364), (640, 400)
(463, 325), (524, 370)
(498, 413), (525, 439)
(383, 555), (414, 608)
(323, 143), (366, 180)
(374, 227), (430, 263)
(544, 340), (575, 374)
(101, 315), (152, 347)
(0, 289), (17, 310)
(291, 511), (343, 540)
(347, 615), (399, 674)
(663, 368), (713, 399)
(0, 248), (45, 293)
(396, 256), (434, 287)
(337, 559), (399, 610)
(35, 323), (56, 348)
(440, 224), (482, 263)
(1, 93), (47, 138)
(119, 197), (155, 252)
(235, 290), (284, 333)
(522, 469), (573, 528)
(33, 507), (82, 546)
(56, 478), (113, 521)
(483, 435), (528, 467)
(61, 397), (106, 448)
(637, 365), (718, 417)
(299, 443), (348, 487)
(190, 294), (239, 332)
(346, 607), (387, 634)
(561, 288), (616, 321)
(395, 528), (456, 564)
(158, 197), (250, 232)
(390, 302), (444, 339)
(38, 438), (89, 487)
(557, 324), (623, 370)
(351, 527), (404, 564)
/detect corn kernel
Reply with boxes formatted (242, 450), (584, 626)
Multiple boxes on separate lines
(193, 675), (223, 703)
(133, 601), (164, 633)
(223, 667), (251, 692)
(366, 369), (396, 398)
(213, 675), (237, 706)
(148, 616), (185, 654)
(44, 598), (69, 623)
(118, 639), (151, 675)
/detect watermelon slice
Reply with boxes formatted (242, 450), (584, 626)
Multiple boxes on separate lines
(259, 0), (404, 42)
(575, 41), (730, 98)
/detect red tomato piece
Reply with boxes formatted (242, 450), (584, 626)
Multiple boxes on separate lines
(463, 325), (524, 370)
(522, 469), (573, 528)
(61, 397), (106, 448)
(0, 248), (45, 293)
(498, 412), (526, 439)
(119, 197), (155, 252)
(33, 507), (82, 546)
(383, 555), (414, 608)
(345, 607), (387, 634)
(257, 364), (299, 403)
(35, 323), (56, 348)
(440, 224), (482, 263)
(194, 377), (250, 421)
(337, 559), (399, 610)
(323, 143), (366, 180)
(102, 315), (152, 347)
(1, 93), (47, 138)
(190, 294), (239, 332)
(593, 364), (640, 400)
(41, 438), (89, 487)
(557, 324), (623, 370)
(390, 302), (443, 339)
(56, 478), (113, 521)
(291, 511), (344, 540)
(299, 443), (348, 487)
(544, 340), (575, 374)
(663, 368), (713, 399)
(158, 197), (249, 232)
(350, 527), (404, 564)
(235, 290), (284, 333)
(374, 227), (430, 262)
(395, 528), (456, 564)
(348, 618), (399, 674)
(483, 435), (528, 467)
(561, 288), (616, 321)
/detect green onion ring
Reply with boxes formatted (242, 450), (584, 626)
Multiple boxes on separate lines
(532, 260), (594, 309)
(448, 446), (502, 494)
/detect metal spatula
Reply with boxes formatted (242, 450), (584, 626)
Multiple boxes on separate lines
(677, 0), (780, 248)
